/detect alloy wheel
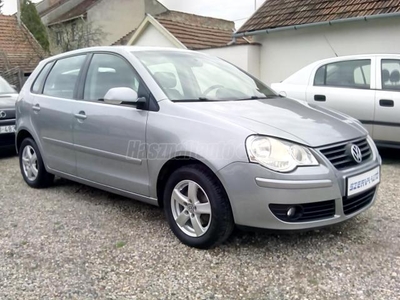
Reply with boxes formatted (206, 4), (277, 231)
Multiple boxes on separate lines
(22, 145), (39, 182)
(171, 180), (212, 237)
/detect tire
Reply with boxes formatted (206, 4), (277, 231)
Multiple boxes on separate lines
(163, 164), (234, 249)
(19, 138), (54, 188)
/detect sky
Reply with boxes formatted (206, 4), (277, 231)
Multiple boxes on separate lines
(2, 0), (264, 28)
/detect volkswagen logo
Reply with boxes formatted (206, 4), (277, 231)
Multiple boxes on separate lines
(350, 144), (363, 164)
(0, 111), (6, 119)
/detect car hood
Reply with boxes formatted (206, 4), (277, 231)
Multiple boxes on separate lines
(0, 94), (18, 109)
(179, 98), (367, 147)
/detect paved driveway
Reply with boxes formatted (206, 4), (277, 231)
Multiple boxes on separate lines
(0, 149), (399, 299)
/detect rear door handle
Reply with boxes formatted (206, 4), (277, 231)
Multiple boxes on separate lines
(379, 99), (394, 107)
(74, 111), (87, 120)
(32, 104), (40, 112)
(314, 95), (326, 102)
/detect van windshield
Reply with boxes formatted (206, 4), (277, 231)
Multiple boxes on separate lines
(133, 51), (276, 102)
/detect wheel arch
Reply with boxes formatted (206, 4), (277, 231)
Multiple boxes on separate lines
(156, 156), (227, 208)
(16, 129), (35, 153)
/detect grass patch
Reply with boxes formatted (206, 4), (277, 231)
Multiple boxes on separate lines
(116, 241), (126, 249)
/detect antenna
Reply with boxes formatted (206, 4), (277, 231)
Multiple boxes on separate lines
(324, 34), (338, 57)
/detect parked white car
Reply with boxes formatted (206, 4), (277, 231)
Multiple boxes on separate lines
(271, 55), (400, 149)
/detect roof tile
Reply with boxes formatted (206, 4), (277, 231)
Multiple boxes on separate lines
(238, 0), (400, 33)
(0, 15), (45, 72)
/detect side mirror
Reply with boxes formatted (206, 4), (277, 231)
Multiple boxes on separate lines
(278, 91), (287, 98)
(104, 87), (143, 106)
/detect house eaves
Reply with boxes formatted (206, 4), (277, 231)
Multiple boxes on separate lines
(234, 12), (400, 38)
(127, 14), (187, 49)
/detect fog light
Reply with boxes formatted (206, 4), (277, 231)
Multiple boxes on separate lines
(287, 207), (297, 218)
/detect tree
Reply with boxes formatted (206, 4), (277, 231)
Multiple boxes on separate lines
(50, 19), (106, 53)
(21, 0), (49, 52)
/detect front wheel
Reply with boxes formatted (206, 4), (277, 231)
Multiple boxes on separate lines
(19, 138), (54, 188)
(163, 164), (234, 249)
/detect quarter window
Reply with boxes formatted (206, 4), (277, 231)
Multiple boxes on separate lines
(381, 59), (400, 91)
(43, 55), (86, 99)
(84, 54), (140, 101)
(32, 63), (52, 94)
(314, 60), (371, 89)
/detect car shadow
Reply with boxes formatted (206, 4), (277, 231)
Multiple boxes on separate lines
(0, 148), (16, 159)
(46, 178), (371, 251)
(378, 147), (399, 165)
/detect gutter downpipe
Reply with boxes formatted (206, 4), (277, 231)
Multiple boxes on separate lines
(233, 12), (400, 38)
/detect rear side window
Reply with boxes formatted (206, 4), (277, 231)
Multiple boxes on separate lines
(32, 63), (52, 94)
(381, 59), (400, 91)
(314, 60), (371, 89)
(43, 55), (86, 99)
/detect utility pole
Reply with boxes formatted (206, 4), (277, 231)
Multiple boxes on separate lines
(16, 0), (21, 25)
(254, 0), (257, 11)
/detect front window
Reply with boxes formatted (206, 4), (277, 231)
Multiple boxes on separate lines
(133, 51), (276, 101)
(0, 76), (16, 94)
(314, 60), (371, 89)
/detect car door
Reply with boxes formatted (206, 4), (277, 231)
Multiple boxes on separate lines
(31, 54), (87, 175)
(305, 59), (376, 136)
(373, 58), (400, 145)
(73, 52), (150, 196)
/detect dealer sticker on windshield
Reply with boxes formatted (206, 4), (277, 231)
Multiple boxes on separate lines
(347, 166), (380, 197)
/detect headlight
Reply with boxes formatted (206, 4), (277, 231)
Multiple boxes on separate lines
(246, 136), (318, 172)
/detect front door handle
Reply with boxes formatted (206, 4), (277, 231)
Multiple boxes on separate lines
(74, 111), (87, 120)
(379, 99), (394, 107)
(32, 104), (41, 112)
(314, 95), (326, 102)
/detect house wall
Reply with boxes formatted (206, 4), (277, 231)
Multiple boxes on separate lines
(39, 0), (85, 25)
(200, 45), (261, 78)
(88, 0), (167, 46)
(134, 25), (178, 48)
(254, 17), (400, 85)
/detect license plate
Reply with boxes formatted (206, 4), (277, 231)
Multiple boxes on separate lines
(0, 125), (16, 134)
(347, 166), (380, 197)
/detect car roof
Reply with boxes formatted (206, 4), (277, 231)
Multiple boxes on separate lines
(311, 54), (400, 66)
(40, 46), (196, 64)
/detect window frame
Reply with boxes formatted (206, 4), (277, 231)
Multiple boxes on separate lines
(41, 54), (88, 100)
(313, 59), (372, 90)
(77, 51), (155, 111)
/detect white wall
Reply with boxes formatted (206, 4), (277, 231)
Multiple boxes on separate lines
(200, 44), (261, 77)
(88, 0), (146, 46)
(255, 17), (400, 85)
(134, 25), (178, 48)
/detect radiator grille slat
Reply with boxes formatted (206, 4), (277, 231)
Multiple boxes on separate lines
(319, 139), (372, 170)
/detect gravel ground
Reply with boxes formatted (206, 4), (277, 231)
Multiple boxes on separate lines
(0, 148), (399, 299)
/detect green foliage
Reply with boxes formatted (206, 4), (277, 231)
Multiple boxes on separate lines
(21, 0), (49, 52)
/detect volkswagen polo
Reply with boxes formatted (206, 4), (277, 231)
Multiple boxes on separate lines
(16, 47), (382, 249)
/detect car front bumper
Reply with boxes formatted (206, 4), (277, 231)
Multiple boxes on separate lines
(0, 119), (16, 149)
(217, 139), (382, 230)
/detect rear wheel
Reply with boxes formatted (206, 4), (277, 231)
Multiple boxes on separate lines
(163, 164), (234, 249)
(19, 138), (54, 188)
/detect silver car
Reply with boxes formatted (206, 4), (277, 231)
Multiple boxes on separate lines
(16, 47), (382, 249)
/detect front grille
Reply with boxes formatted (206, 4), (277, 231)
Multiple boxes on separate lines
(269, 200), (335, 222)
(319, 138), (372, 170)
(343, 188), (376, 215)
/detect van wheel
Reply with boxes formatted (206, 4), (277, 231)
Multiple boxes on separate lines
(163, 164), (234, 249)
(19, 138), (54, 188)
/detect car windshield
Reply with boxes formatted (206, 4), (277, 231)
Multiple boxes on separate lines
(0, 76), (16, 94)
(133, 51), (276, 101)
